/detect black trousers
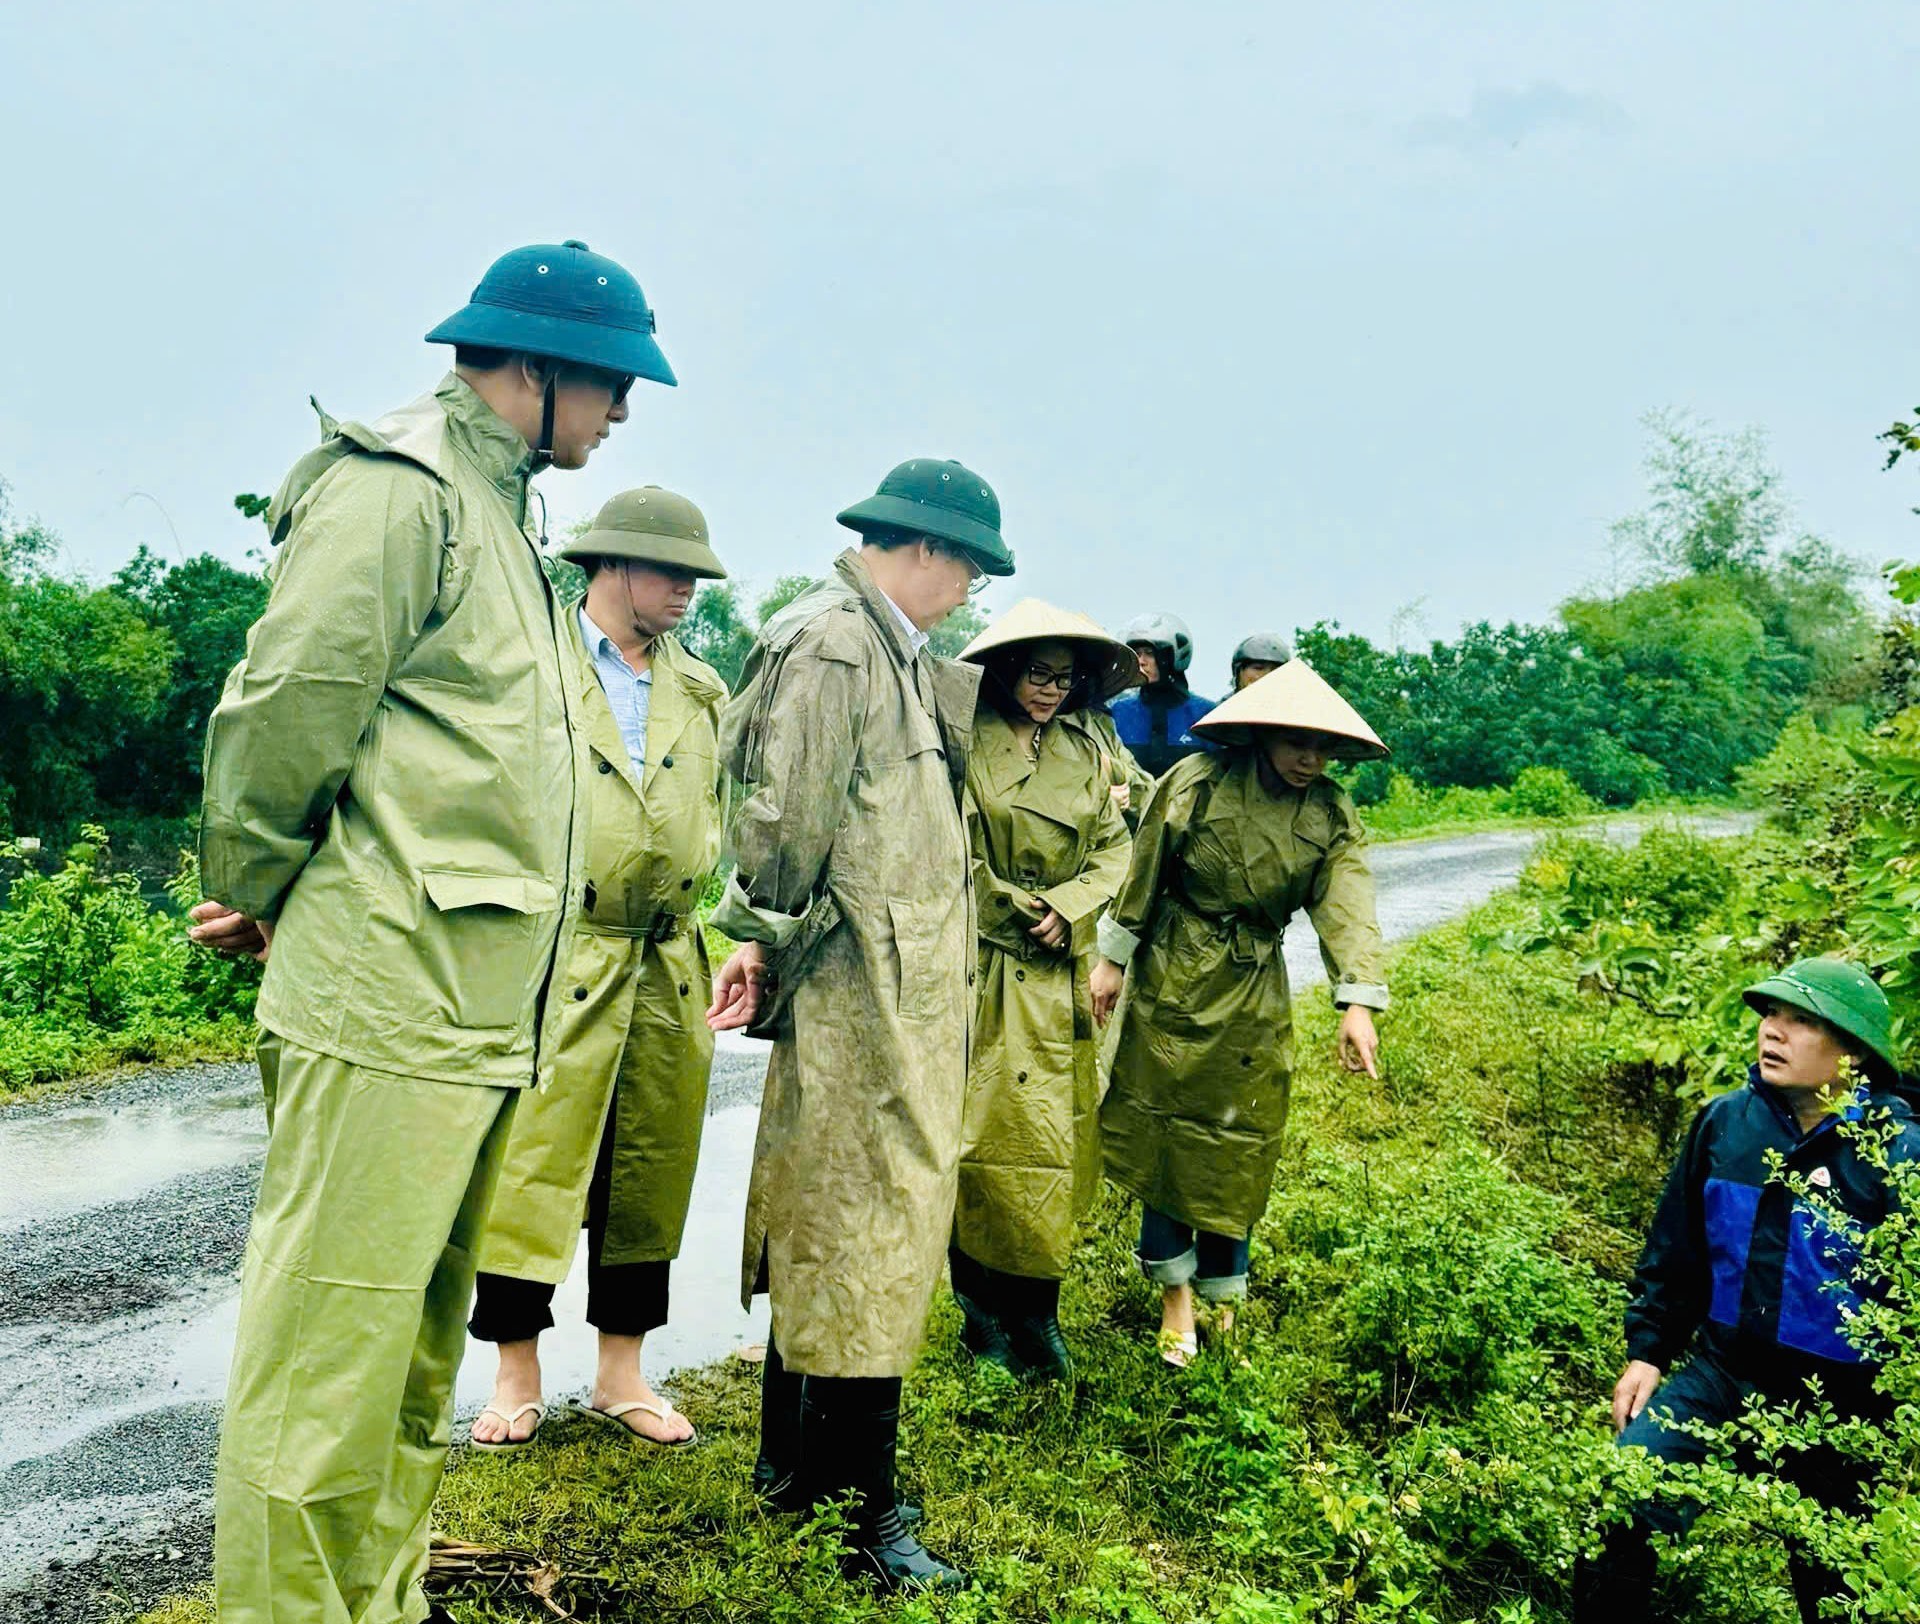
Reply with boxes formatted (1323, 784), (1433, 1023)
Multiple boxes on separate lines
(469, 1104), (671, 1341)
(948, 1244), (1061, 1317)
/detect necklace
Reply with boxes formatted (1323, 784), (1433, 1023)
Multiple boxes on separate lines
(1021, 723), (1044, 763)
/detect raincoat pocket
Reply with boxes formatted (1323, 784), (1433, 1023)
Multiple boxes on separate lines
(419, 869), (560, 1031)
(888, 894), (949, 1023)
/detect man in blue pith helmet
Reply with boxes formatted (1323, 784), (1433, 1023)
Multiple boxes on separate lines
(188, 239), (674, 1624)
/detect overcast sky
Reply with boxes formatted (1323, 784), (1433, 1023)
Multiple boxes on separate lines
(3, 1), (1916, 684)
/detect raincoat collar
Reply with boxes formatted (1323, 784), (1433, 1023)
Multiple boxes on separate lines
(1746, 1062), (1865, 1143)
(834, 548), (923, 669)
(433, 373), (535, 505)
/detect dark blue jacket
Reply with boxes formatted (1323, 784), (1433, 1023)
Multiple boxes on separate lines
(1624, 1066), (1919, 1404)
(1107, 684), (1217, 780)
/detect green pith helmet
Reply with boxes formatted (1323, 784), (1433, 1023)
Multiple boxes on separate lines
(836, 457), (1014, 577)
(1744, 957), (1899, 1074)
(426, 240), (676, 386)
(560, 486), (726, 579)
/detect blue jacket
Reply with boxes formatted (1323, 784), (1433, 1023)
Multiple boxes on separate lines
(1624, 1066), (1919, 1403)
(1107, 684), (1217, 780)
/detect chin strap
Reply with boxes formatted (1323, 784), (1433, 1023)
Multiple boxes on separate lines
(531, 369), (557, 472)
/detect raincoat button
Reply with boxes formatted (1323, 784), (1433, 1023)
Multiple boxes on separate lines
(598, 760), (614, 774)
(680, 877), (693, 890)
(1240, 1055), (1252, 1066)
(679, 982), (690, 996)
(1015, 968), (1026, 981)
(662, 754), (675, 768)
(573, 986), (588, 1001)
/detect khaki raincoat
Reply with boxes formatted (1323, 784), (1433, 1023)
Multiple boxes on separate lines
(201, 374), (579, 1088)
(480, 624), (727, 1282)
(710, 549), (979, 1378)
(1097, 751), (1388, 1238)
(960, 710), (1131, 1277)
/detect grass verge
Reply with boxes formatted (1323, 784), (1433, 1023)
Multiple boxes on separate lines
(135, 845), (1822, 1623)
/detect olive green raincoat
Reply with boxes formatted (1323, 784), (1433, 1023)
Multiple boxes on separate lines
(710, 549), (980, 1378)
(200, 376), (581, 1624)
(1085, 706), (1155, 833)
(1097, 751), (1387, 1238)
(480, 624), (727, 1282)
(960, 710), (1131, 1278)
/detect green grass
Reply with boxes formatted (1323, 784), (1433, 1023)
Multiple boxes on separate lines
(134, 867), (1821, 1624)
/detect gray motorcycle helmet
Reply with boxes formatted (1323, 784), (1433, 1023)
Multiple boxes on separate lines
(1231, 630), (1292, 682)
(1120, 611), (1193, 675)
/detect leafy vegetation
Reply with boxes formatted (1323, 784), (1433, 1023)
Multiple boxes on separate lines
(0, 827), (258, 1092)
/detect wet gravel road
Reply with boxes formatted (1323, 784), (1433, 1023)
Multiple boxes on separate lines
(0, 813), (1749, 1621)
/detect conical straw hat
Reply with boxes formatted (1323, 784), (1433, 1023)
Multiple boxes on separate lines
(958, 598), (1142, 700)
(1190, 658), (1389, 760)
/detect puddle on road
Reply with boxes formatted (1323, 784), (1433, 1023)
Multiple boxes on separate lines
(31, 1102), (771, 1452)
(0, 1087), (266, 1229)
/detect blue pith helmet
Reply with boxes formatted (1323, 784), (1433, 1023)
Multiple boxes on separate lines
(426, 240), (676, 387)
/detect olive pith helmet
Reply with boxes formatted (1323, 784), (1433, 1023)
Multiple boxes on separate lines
(836, 458), (1015, 577)
(1191, 658), (1389, 760)
(1120, 611), (1193, 674)
(1744, 958), (1899, 1075)
(426, 240), (676, 386)
(958, 598), (1143, 700)
(560, 486), (726, 579)
(1232, 630), (1292, 675)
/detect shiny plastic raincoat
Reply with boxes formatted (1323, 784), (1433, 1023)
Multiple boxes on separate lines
(959, 710), (1131, 1277)
(1097, 751), (1387, 1238)
(711, 549), (979, 1377)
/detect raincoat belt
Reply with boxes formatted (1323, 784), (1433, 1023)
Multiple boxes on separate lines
(582, 910), (686, 942)
(1168, 886), (1283, 966)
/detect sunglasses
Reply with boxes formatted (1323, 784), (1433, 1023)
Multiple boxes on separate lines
(560, 363), (636, 405)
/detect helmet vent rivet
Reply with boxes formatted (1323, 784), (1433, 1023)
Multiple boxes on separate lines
(940, 472), (950, 481)
(597, 276), (608, 285)
(536, 264), (550, 274)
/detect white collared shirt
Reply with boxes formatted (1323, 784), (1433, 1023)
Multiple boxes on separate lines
(880, 589), (929, 658)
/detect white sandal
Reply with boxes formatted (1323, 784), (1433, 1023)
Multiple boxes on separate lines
(1157, 1328), (1199, 1369)
(573, 1395), (698, 1447)
(470, 1400), (546, 1452)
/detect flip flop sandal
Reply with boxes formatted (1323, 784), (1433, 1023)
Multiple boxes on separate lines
(470, 1400), (546, 1452)
(572, 1395), (699, 1447)
(1157, 1329), (1199, 1370)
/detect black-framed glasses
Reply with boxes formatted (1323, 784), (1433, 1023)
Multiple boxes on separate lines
(1020, 662), (1076, 693)
(930, 541), (989, 594)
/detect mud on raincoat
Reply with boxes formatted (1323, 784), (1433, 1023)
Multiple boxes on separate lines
(960, 710), (1132, 1277)
(1096, 751), (1387, 1238)
(480, 624), (727, 1282)
(199, 375), (582, 1624)
(710, 549), (979, 1378)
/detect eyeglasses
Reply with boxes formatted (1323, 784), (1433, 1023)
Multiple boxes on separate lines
(929, 542), (989, 594)
(1020, 663), (1076, 693)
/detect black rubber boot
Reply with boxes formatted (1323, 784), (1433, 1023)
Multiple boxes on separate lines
(949, 1246), (1018, 1370)
(761, 1341), (920, 1525)
(750, 1334), (806, 1510)
(1000, 1275), (1072, 1380)
(802, 1376), (965, 1593)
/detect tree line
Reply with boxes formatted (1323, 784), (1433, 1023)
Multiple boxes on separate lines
(0, 413), (1883, 859)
